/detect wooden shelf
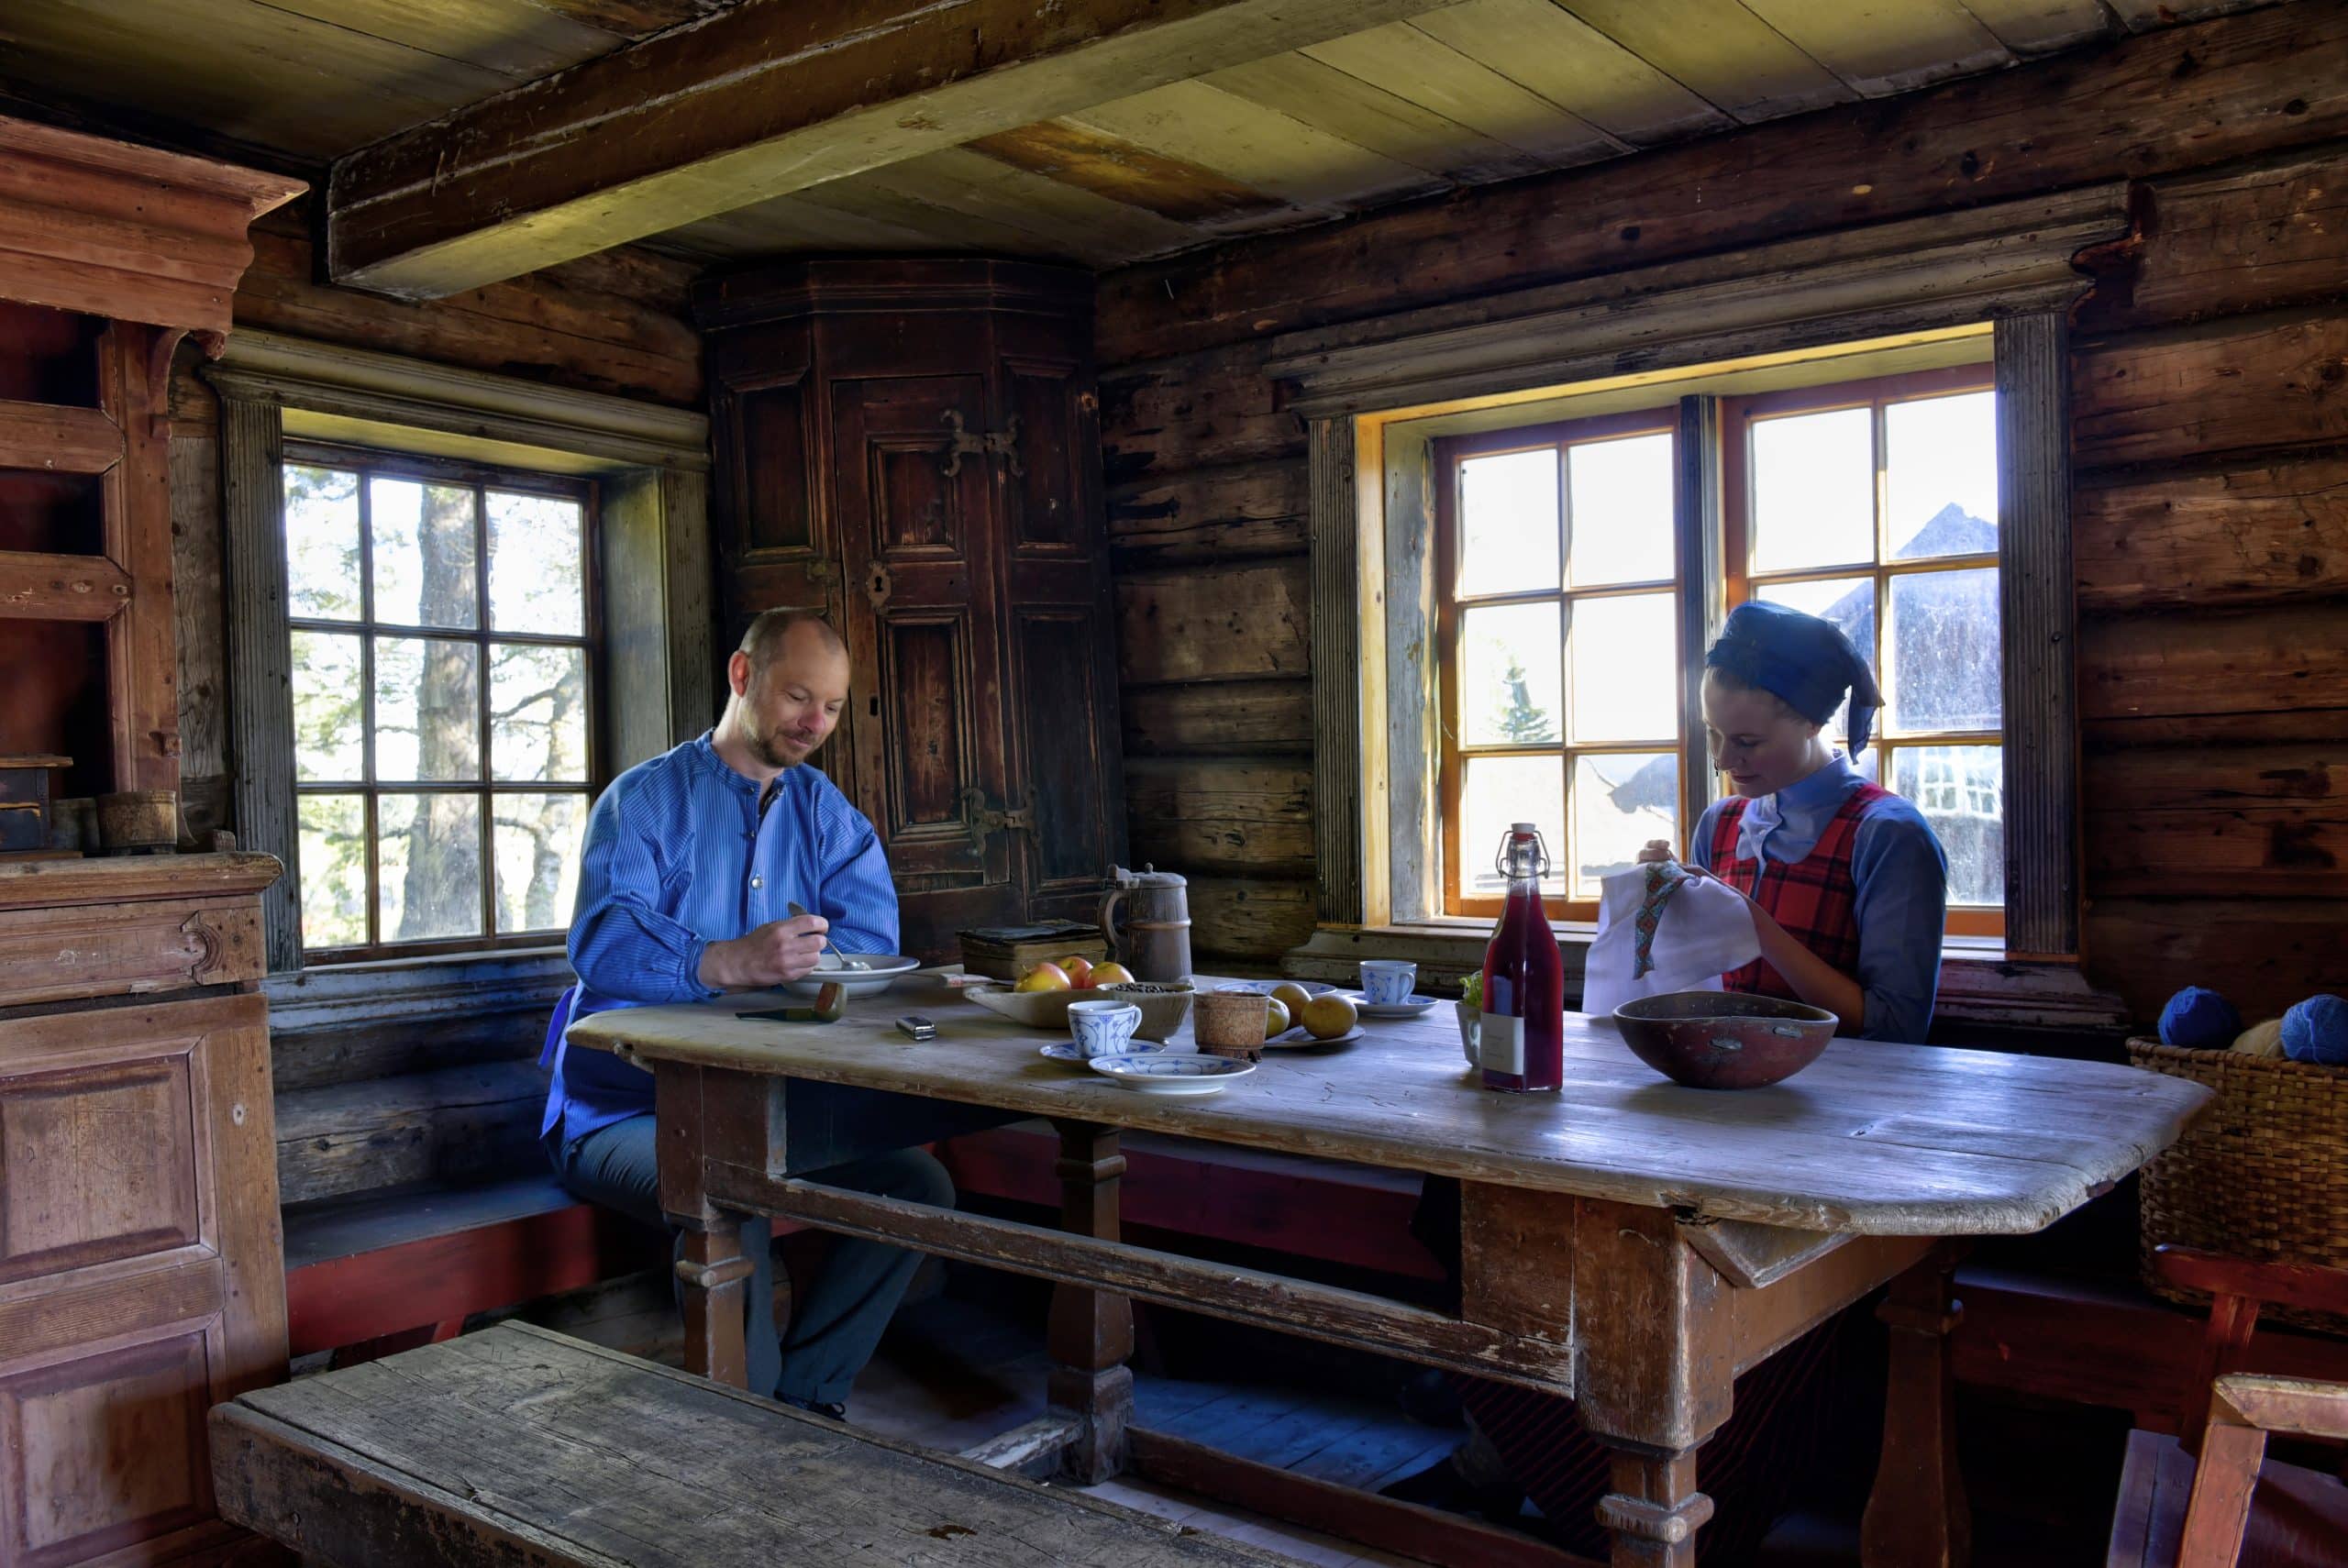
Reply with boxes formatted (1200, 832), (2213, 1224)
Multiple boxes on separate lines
(0, 549), (130, 621)
(0, 400), (121, 474)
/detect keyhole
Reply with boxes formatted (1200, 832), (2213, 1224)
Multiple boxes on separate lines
(869, 696), (880, 718)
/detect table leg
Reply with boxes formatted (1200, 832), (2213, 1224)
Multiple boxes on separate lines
(677, 1220), (754, 1388)
(1562, 1198), (1736, 1568)
(1861, 1245), (1970, 1568)
(1047, 1118), (1134, 1484)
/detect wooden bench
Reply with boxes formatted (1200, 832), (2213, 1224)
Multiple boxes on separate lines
(213, 1322), (1299, 1566)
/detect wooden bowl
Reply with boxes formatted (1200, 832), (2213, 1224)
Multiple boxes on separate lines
(1611, 991), (1837, 1090)
(966, 980), (1195, 1042)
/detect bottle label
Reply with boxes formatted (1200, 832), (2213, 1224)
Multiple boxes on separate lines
(1478, 1011), (1524, 1077)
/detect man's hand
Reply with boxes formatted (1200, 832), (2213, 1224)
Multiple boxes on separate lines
(699, 912), (831, 991)
(1635, 838), (1677, 865)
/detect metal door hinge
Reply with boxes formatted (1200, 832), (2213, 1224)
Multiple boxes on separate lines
(941, 411), (1024, 478)
(958, 786), (1033, 857)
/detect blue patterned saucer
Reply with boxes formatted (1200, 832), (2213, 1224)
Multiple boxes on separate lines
(1039, 1040), (1172, 1064)
(1087, 1052), (1255, 1095)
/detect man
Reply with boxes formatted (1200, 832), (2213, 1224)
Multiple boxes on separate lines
(538, 609), (953, 1417)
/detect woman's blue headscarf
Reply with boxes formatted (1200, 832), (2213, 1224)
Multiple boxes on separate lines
(1704, 601), (1885, 754)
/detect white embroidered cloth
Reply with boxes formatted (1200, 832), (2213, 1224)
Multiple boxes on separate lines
(1581, 860), (1761, 1016)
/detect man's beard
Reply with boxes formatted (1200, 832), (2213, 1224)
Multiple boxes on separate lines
(746, 718), (814, 771)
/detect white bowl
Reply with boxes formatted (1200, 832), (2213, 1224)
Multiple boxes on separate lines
(783, 954), (924, 999)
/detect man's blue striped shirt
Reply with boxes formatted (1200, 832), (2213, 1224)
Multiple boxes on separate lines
(541, 732), (898, 1148)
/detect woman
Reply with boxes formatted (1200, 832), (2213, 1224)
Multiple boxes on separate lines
(1646, 598), (1948, 1043)
(1389, 602), (1950, 1562)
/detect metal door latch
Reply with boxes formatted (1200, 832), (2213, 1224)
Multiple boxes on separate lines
(941, 410), (1024, 478)
(957, 786), (1033, 856)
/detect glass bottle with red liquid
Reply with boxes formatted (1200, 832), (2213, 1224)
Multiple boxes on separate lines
(1479, 822), (1564, 1093)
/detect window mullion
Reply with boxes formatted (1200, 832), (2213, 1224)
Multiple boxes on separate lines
(1675, 395), (1722, 845)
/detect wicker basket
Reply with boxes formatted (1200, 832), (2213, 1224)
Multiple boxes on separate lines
(2128, 1037), (2348, 1336)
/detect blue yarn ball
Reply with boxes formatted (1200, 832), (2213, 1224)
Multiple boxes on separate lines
(2159, 987), (2242, 1050)
(2281, 995), (2348, 1066)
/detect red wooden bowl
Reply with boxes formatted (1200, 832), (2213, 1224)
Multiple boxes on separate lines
(1611, 991), (1838, 1090)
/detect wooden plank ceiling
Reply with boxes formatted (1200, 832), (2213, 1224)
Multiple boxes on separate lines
(0, 0), (2287, 280)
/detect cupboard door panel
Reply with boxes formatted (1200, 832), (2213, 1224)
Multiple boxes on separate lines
(0, 1056), (198, 1285)
(1013, 608), (1114, 895)
(833, 375), (1014, 953)
(0, 1331), (212, 1566)
(732, 376), (814, 558)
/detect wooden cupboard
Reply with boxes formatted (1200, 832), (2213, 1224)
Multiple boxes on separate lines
(0, 115), (299, 1568)
(698, 260), (1126, 958)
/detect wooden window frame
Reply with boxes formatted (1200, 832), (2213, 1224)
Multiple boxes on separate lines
(1432, 408), (1685, 921)
(279, 438), (604, 964)
(1719, 364), (2007, 939)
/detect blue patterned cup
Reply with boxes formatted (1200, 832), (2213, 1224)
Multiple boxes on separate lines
(1068, 999), (1144, 1059)
(1359, 960), (1419, 1006)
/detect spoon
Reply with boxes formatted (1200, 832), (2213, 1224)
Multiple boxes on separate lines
(788, 900), (866, 969)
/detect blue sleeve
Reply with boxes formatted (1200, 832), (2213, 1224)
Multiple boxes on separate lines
(567, 776), (720, 1004)
(1689, 800), (1731, 875)
(814, 785), (900, 955)
(1848, 805), (1949, 1043)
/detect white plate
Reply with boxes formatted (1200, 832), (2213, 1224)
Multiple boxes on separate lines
(1337, 990), (1441, 1020)
(1261, 1024), (1365, 1049)
(1039, 1040), (1177, 1064)
(784, 954), (924, 999)
(1214, 978), (1335, 996)
(1088, 1052), (1255, 1095)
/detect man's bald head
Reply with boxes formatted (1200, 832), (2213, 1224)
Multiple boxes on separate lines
(739, 609), (846, 673)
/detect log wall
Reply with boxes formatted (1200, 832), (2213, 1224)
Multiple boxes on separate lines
(1098, 1), (2348, 1017)
(161, 201), (703, 1205)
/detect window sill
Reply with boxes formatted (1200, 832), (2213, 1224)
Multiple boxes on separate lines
(265, 946), (573, 1034)
(1282, 922), (2130, 1036)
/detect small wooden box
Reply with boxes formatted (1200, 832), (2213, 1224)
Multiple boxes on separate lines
(0, 756), (67, 856)
(956, 921), (1109, 983)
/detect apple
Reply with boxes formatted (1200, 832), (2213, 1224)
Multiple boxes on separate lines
(1300, 993), (1358, 1041)
(1090, 961), (1135, 986)
(1058, 955), (1095, 988)
(1013, 962), (1072, 993)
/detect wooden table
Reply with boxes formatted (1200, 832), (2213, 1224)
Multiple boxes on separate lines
(570, 975), (2210, 1568)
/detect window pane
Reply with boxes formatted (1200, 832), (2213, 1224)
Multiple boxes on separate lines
(296, 793), (367, 949)
(282, 466), (360, 620)
(1888, 567), (1999, 733)
(374, 637), (482, 782)
(1750, 408), (1874, 573)
(493, 793), (588, 933)
(378, 792), (482, 942)
(1456, 449), (1558, 598)
(371, 477), (479, 629)
(1754, 577), (1875, 746)
(1568, 592), (1676, 744)
(1458, 602), (1561, 748)
(491, 644), (591, 781)
(290, 630), (363, 781)
(488, 491), (585, 635)
(1566, 432), (1674, 586)
(1461, 754), (1565, 899)
(1573, 753), (1678, 898)
(1890, 745), (2004, 908)
(1888, 392), (1997, 560)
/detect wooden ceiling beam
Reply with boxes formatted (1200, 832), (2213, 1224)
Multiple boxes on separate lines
(327, 0), (1442, 299)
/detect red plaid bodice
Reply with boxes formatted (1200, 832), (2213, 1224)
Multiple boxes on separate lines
(1707, 783), (1890, 999)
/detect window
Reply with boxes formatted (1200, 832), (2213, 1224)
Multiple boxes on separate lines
(1435, 411), (1683, 917)
(280, 446), (597, 959)
(1724, 367), (2002, 933)
(1434, 363), (2002, 935)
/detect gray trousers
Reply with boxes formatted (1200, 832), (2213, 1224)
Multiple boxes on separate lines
(553, 1114), (954, 1407)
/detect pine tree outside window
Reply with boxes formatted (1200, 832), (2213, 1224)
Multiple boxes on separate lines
(279, 445), (600, 959)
